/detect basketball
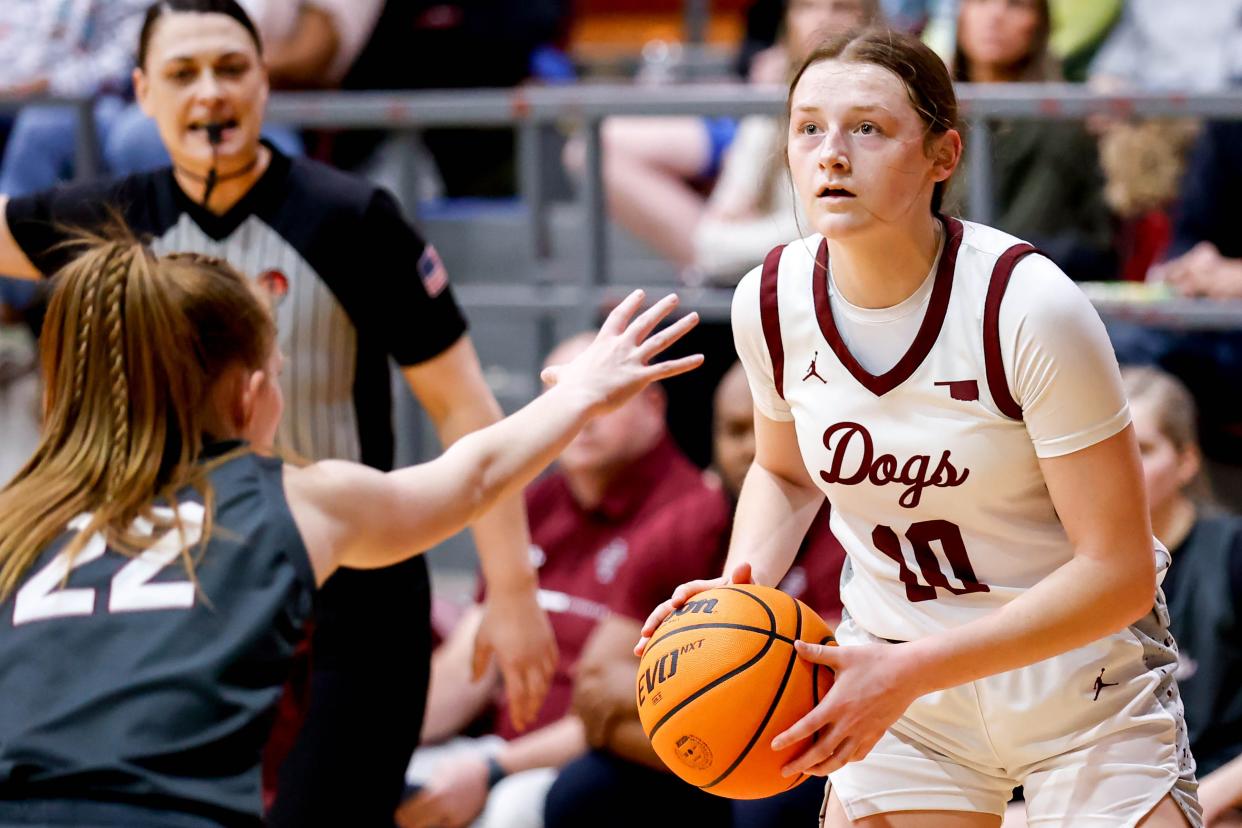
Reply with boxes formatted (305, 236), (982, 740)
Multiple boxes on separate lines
(636, 584), (835, 799)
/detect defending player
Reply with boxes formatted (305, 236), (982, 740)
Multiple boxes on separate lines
(0, 236), (699, 828)
(0, 4), (559, 821)
(641, 28), (1199, 827)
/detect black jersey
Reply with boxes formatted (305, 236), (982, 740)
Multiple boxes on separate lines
(5, 145), (467, 471)
(1163, 515), (1242, 775)
(0, 445), (315, 827)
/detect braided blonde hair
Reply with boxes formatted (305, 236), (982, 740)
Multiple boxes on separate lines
(0, 230), (276, 601)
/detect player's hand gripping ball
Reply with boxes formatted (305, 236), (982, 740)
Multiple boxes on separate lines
(636, 584), (835, 799)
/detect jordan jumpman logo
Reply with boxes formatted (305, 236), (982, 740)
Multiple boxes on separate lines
(803, 351), (827, 384)
(1092, 668), (1118, 701)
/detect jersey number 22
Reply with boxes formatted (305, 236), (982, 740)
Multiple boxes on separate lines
(12, 504), (203, 626)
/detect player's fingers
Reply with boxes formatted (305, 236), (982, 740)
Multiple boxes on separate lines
(635, 311), (699, 362)
(540, 365), (561, 388)
(524, 663), (551, 721)
(470, 638), (493, 682)
(727, 562), (753, 585)
(626, 293), (681, 343)
(599, 289), (645, 336)
(643, 353), (704, 383)
(638, 598), (675, 640)
(503, 663), (533, 732)
(781, 722), (845, 777)
(671, 578), (718, 607)
(803, 737), (854, 777)
(771, 700), (832, 751)
(850, 732), (884, 764)
(793, 639), (842, 668)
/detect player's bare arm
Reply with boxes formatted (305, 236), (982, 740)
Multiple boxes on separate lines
(402, 334), (554, 733)
(636, 411), (819, 650)
(286, 291), (702, 583)
(0, 198), (41, 279)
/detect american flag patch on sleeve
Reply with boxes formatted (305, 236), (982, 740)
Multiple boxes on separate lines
(418, 245), (449, 297)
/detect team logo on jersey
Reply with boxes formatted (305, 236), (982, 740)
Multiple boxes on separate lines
(1091, 668), (1119, 700)
(933, 379), (979, 402)
(594, 538), (628, 584)
(418, 245), (450, 297)
(256, 269), (289, 309)
(528, 544), (547, 569)
(819, 421), (970, 508)
(802, 352), (827, 384)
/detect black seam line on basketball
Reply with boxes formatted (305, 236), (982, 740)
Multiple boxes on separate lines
(702, 592), (804, 790)
(648, 590), (778, 741)
(647, 622), (799, 652)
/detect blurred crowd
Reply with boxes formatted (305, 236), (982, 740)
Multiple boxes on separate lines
(1, 1), (1242, 825)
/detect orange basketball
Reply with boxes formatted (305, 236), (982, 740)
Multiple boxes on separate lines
(636, 584), (835, 799)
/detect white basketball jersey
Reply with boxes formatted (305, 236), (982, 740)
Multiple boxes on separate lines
(732, 218), (1135, 640)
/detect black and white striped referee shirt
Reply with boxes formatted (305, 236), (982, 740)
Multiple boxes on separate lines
(6, 144), (467, 470)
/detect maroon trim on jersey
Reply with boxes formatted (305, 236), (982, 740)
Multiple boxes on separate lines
(812, 216), (963, 397)
(983, 243), (1040, 421)
(760, 244), (788, 399)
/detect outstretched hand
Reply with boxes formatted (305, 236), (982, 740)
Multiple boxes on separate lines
(540, 290), (702, 414)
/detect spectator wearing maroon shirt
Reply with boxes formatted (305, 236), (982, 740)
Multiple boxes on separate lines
(547, 362), (848, 828)
(396, 333), (724, 828)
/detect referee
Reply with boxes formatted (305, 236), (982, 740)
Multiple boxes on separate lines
(0, 1), (556, 825)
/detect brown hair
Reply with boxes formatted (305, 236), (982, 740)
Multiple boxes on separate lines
(787, 28), (960, 214)
(1121, 365), (1214, 503)
(952, 0), (1058, 83)
(137, 0), (263, 69)
(0, 231), (275, 601)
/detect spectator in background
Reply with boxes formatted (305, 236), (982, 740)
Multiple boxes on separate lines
(104, 0), (387, 175)
(546, 362), (848, 828)
(1097, 118), (1200, 282)
(916, 0), (1122, 80)
(331, 0), (571, 194)
(567, 0), (881, 282)
(1089, 0), (1242, 92)
(1119, 367), (1242, 782)
(398, 332), (724, 828)
(0, 0), (152, 195)
(1110, 120), (1242, 509)
(948, 0), (1115, 281)
(1150, 121), (1242, 300)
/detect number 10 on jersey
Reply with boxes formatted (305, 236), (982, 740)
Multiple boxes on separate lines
(873, 519), (989, 603)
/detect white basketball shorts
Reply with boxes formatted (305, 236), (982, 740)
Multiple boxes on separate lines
(824, 597), (1201, 827)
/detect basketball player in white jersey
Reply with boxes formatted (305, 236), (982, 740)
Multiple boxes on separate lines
(639, 29), (1200, 827)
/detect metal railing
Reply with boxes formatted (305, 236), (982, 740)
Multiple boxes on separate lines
(6, 84), (1242, 328)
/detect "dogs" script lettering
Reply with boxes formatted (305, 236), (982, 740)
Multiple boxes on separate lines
(819, 421), (969, 508)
